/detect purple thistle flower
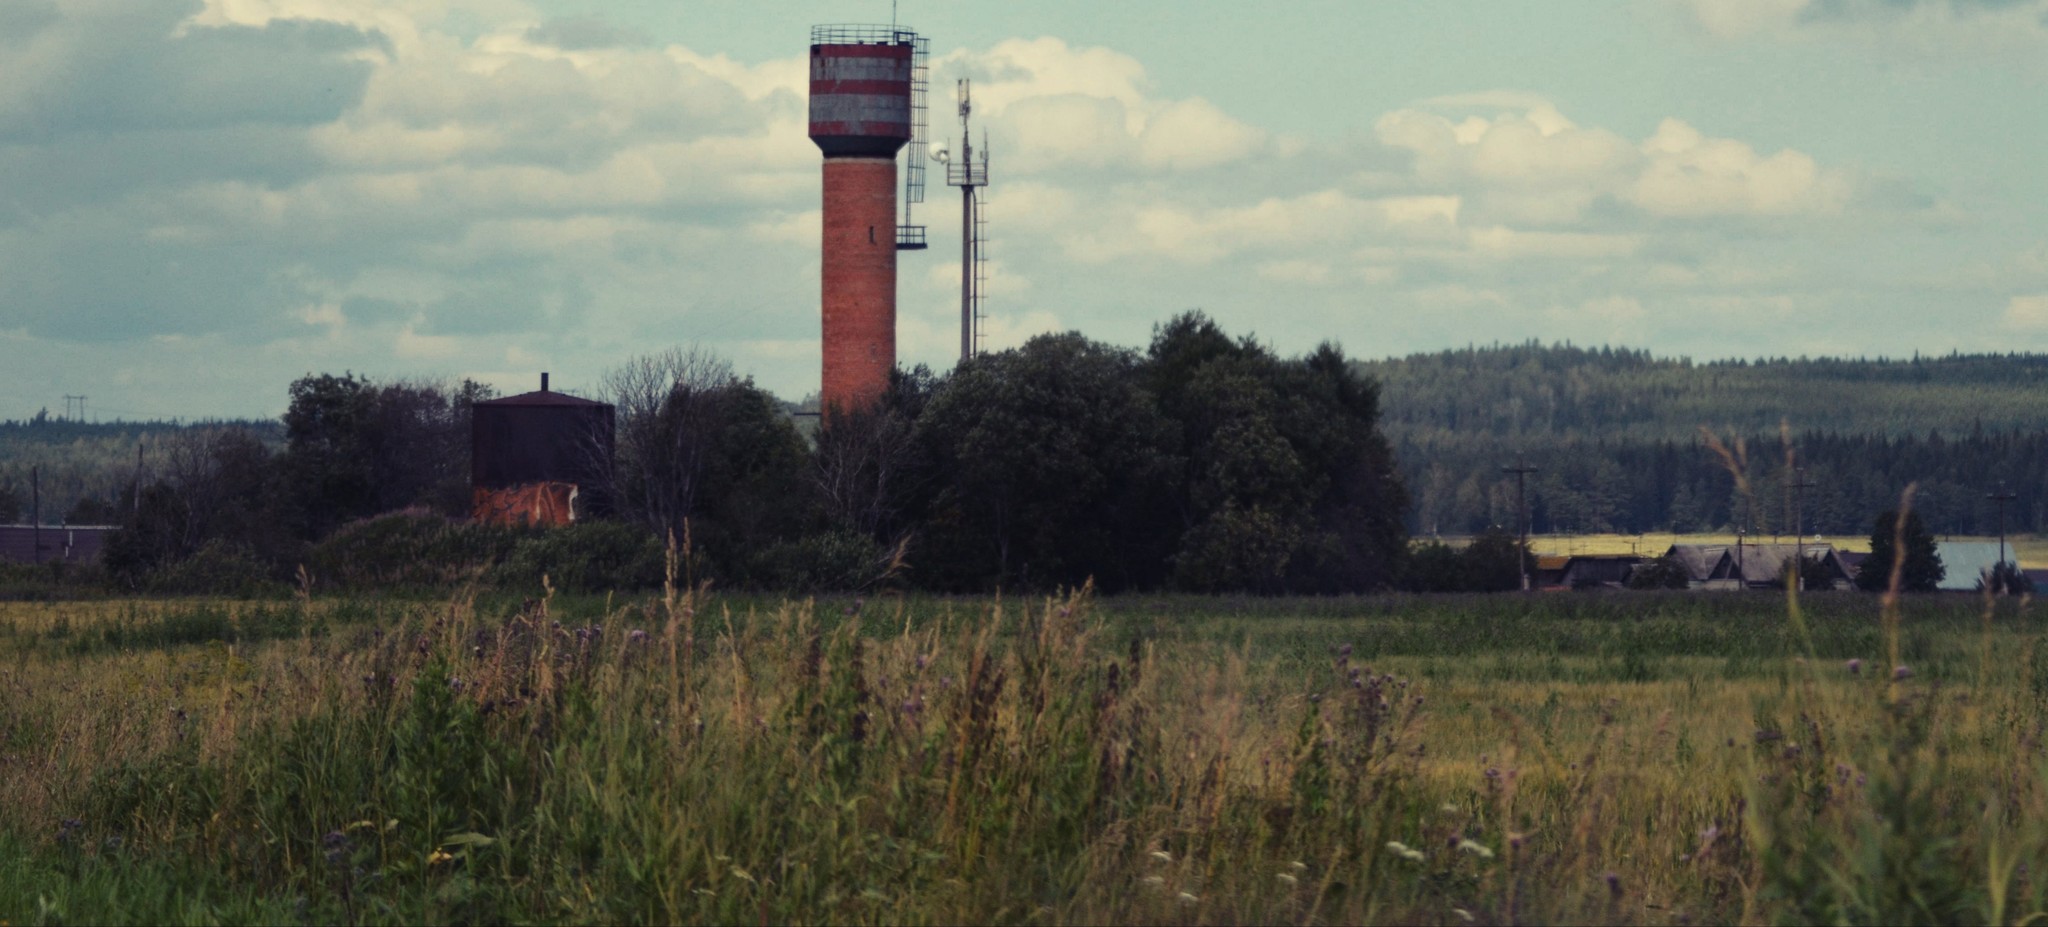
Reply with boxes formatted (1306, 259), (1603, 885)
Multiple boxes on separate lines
(1846, 658), (1863, 675)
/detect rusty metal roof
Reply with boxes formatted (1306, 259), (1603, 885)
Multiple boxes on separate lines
(476, 389), (611, 408)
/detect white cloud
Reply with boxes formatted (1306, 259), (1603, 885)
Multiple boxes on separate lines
(2005, 294), (2048, 329)
(939, 37), (1267, 175)
(1672, 0), (2048, 52)
(1679, 0), (1812, 37)
(1468, 226), (1643, 259)
(1379, 99), (1850, 223)
(1629, 118), (1850, 217)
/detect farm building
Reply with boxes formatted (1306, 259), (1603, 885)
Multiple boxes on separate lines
(1662, 543), (1857, 590)
(471, 374), (615, 527)
(0, 524), (116, 564)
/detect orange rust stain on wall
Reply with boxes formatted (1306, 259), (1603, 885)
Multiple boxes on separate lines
(472, 482), (580, 527)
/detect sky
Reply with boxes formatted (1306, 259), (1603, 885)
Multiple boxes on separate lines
(2, 0), (2046, 420)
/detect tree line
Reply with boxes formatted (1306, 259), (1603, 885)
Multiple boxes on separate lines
(67, 313), (1409, 595)
(1369, 343), (2048, 536)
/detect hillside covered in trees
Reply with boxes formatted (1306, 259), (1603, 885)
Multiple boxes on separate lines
(1361, 344), (2048, 537)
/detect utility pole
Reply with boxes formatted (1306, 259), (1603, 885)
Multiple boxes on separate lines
(1989, 485), (2019, 586)
(1503, 461), (1538, 591)
(30, 465), (40, 564)
(1790, 468), (1816, 589)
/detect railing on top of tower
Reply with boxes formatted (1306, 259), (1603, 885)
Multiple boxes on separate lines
(811, 24), (921, 46)
(808, 25), (930, 251)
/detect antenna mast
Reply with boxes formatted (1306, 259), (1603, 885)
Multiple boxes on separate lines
(942, 79), (990, 359)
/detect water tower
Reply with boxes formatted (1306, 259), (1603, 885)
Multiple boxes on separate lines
(809, 24), (929, 414)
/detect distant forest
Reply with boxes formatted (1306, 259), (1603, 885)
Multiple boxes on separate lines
(1359, 343), (2048, 537)
(0, 415), (282, 526)
(8, 342), (2048, 540)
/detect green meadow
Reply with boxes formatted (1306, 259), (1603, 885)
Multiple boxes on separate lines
(1, 582), (2043, 924)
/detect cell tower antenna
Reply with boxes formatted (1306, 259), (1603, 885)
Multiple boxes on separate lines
(943, 78), (990, 360)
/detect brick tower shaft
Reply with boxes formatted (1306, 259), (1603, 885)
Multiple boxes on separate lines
(820, 156), (898, 412)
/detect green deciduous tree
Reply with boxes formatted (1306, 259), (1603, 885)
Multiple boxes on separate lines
(280, 373), (485, 539)
(915, 332), (1180, 591)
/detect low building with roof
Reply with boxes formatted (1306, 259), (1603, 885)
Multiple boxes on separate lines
(1663, 542), (1856, 590)
(1556, 554), (1643, 590)
(0, 524), (116, 564)
(471, 373), (615, 527)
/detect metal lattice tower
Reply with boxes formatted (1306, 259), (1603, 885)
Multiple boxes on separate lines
(939, 79), (990, 360)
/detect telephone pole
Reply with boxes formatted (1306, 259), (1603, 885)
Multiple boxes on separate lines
(1790, 468), (1816, 589)
(1989, 485), (2019, 581)
(1503, 461), (1538, 591)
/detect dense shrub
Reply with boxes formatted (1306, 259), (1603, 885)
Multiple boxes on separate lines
(304, 510), (523, 590)
(491, 521), (665, 594)
(143, 540), (284, 597)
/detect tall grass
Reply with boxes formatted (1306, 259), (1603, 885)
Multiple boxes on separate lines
(2, 579), (2046, 924)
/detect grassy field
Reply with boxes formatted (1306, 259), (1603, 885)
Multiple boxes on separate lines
(2, 584), (2046, 924)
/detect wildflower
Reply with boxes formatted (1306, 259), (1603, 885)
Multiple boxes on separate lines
(1339, 643), (1353, 657)
(628, 629), (649, 644)
(427, 849), (455, 866)
(1893, 665), (1913, 680)
(1604, 871), (1623, 898)
(915, 654), (929, 670)
(1846, 658), (1863, 675)
(1457, 838), (1494, 859)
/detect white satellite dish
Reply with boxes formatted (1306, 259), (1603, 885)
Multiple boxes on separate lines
(931, 145), (950, 163)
